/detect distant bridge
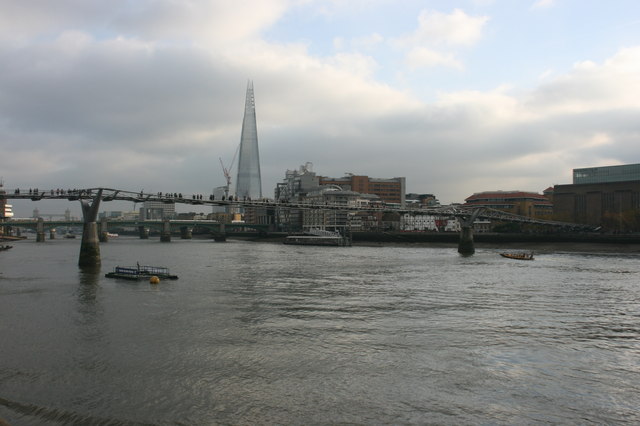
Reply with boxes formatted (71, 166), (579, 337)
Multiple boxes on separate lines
(1, 187), (596, 266)
(6, 218), (268, 241)
(3, 187), (590, 226)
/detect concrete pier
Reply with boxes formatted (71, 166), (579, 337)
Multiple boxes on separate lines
(160, 219), (171, 242)
(138, 225), (149, 239)
(79, 222), (101, 266)
(78, 189), (102, 267)
(99, 217), (109, 242)
(212, 223), (226, 242)
(36, 218), (45, 242)
(180, 226), (192, 239)
(458, 226), (475, 255)
(49, 228), (56, 240)
(457, 209), (480, 256)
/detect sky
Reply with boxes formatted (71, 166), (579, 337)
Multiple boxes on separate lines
(2, 0), (640, 216)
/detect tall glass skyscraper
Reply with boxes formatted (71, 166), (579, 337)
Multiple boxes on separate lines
(235, 81), (262, 199)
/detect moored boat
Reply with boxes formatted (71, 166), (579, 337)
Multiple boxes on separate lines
(283, 229), (351, 247)
(0, 245), (13, 251)
(105, 264), (178, 280)
(500, 252), (534, 260)
(283, 235), (351, 246)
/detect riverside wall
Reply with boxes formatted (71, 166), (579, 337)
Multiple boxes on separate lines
(351, 231), (640, 245)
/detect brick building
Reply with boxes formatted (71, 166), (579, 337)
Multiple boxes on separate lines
(463, 190), (553, 219)
(553, 164), (640, 230)
(318, 174), (405, 206)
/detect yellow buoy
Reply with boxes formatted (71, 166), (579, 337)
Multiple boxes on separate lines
(149, 276), (160, 284)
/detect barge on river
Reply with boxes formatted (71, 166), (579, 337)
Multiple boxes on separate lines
(105, 265), (178, 280)
(283, 229), (351, 247)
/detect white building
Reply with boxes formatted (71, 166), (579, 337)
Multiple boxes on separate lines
(211, 186), (229, 213)
(303, 187), (361, 233)
(401, 214), (438, 231)
(444, 218), (461, 232)
(3, 203), (13, 219)
(140, 200), (175, 220)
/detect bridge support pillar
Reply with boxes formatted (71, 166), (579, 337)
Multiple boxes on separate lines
(212, 223), (226, 242)
(458, 226), (475, 255)
(180, 226), (192, 239)
(99, 217), (109, 242)
(36, 218), (45, 242)
(78, 189), (103, 268)
(138, 225), (149, 239)
(49, 228), (56, 240)
(160, 219), (171, 242)
(457, 209), (480, 256)
(79, 222), (101, 266)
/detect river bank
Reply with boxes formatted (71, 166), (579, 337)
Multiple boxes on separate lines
(352, 231), (640, 244)
(226, 230), (640, 246)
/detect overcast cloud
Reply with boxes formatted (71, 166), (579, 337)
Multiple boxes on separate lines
(2, 0), (639, 216)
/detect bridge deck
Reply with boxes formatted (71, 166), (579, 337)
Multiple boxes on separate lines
(1, 187), (595, 230)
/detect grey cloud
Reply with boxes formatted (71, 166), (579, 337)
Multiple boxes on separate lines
(2, 2), (639, 210)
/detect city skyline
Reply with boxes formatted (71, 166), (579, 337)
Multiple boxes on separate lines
(2, 0), (640, 217)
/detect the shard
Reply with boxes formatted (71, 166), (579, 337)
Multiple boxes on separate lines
(235, 81), (262, 199)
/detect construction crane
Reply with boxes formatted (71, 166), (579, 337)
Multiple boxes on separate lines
(219, 144), (240, 197)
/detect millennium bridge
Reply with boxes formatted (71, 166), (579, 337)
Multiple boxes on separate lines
(1, 187), (595, 267)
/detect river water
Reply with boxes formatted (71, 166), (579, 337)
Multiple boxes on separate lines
(1, 236), (639, 425)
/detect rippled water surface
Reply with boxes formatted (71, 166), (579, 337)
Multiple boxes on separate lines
(1, 237), (639, 424)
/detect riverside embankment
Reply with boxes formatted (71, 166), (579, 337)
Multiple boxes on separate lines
(352, 231), (640, 245)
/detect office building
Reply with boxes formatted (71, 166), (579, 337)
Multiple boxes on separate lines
(302, 187), (365, 233)
(235, 81), (262, 200)
(274, 165), (406, 231)
(211, 186), (229, 214)
(140, 200), (175, 220)
(318, 174), (406, 207)
(573, 163), (640, 184)
(273, 163), (321, 231)
(274, 163), (320, 201)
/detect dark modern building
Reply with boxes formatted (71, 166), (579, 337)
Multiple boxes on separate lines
(573, 163), (640, 184)
(553, 163), (640, 231)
